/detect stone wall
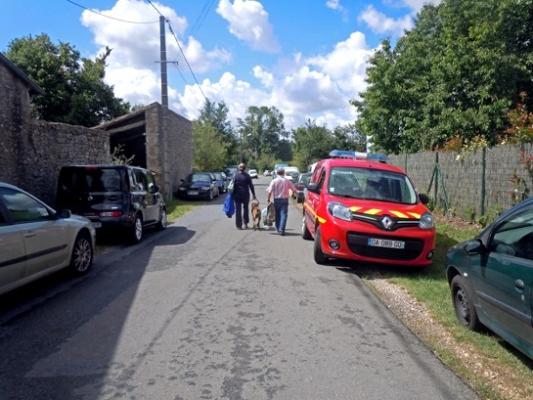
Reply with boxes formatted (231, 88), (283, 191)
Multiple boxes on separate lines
(145, 103), (192, 199)
(11, 121), (111, 205)
(0, 60), (33, 187)
(388, 143), (533, 217)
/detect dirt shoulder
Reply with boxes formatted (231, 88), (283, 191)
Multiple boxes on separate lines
(367, 276), (531, 400)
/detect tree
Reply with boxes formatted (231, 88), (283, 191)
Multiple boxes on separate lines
(6, 34), (130, 126)
(192, 122), (227, 171)
(354, 0), (533, 153)
(238, 106), (287, 162)
(292, 120), (335, 170)
(332, 124), (367, 152)
(198, 99), (238, 162)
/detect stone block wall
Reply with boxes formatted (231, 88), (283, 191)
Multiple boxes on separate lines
(145, 103), (192, 199)
(388, 143), (533, 217)
(0, 60), (33, 187)
(12, 121), (111, 205)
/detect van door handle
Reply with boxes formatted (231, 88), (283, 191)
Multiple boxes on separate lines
(24, 231), (36, 238)
(515, 279), (525, 290)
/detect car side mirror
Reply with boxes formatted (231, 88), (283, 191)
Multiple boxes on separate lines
(419, 193), (429, 204)
(57, 209), (72, 219)
(149, 184), (159, 193)
(464, 239), (484, 255)
(307, 183), (320, 194)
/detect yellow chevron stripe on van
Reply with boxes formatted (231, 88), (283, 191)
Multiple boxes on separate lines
(364, 208), (381, 215)
(350, 206), (362, 212)
(390, 210), (409, 219)
(408, 212), (421, 219)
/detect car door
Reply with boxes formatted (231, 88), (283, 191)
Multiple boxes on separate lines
(305, 167), (326, 236)
(133, 168), (153, 224)
(0, 199), (27, 294)
(474, 206), (533, 348)
(0, 187), (69, 279)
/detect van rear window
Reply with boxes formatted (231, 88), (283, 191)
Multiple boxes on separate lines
(59, 168), (123, 193)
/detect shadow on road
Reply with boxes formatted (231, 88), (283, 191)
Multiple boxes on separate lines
(0, 224), (195, 399)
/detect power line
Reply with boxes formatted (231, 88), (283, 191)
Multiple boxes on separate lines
(65, 0), (158, 24)
(190, 0), (217, 35)
(146, 0), (208, 102)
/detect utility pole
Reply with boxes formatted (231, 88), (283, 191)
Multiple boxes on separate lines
(159, 15), (168, 108)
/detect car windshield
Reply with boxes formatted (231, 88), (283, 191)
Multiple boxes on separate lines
(328, 167), (417, 204)
(299, 174), (311, 185)
(214, 173), (222, 179)
(189, 173), (211, 182)
(59, 167), (122, 193)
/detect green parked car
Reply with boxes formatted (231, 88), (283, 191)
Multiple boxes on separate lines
(446, 197), (533, 359)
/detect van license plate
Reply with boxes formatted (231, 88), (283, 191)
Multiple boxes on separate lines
(368, 238), (405, 249)
(188, 190), (199, 196)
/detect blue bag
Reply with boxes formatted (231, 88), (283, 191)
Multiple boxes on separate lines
(223, 192), (235, 218)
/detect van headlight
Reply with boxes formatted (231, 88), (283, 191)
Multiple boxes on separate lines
(419, 212), (434, 229)
(328, 202), (351, 222)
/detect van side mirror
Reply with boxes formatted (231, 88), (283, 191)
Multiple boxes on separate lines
(419, 193), (429, 204)
(307, 183), (320, 194)
(149, 184), (159, 193)
(57, 209), (72, 219)
(464, 239), (484, 255)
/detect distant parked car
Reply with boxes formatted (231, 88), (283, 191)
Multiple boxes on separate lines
(285, 166), (300, 181)
(294, 172), (312, 203)
(213, 172), (228, 193)
(0, 182), (95, 296)
(263, 170), (271, 176)
(178, 172), (219, 201)
(56, 165), (167, 244)
(249, 169), (258, 179)
(446, 197), (533, 360)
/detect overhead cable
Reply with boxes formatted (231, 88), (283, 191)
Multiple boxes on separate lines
(65, 0), (158, 24)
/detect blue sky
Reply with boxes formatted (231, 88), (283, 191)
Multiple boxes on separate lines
(0, 0), (437, 128)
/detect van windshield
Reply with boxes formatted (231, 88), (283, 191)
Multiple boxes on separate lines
(59, 168), (123, 193)
(328, 167), (417, 205)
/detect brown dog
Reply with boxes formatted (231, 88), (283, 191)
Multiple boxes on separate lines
(251, 199), (261, 230)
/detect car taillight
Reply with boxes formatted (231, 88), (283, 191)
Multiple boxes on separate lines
(100, 210), (122, 217)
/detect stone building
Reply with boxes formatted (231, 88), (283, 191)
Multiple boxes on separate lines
(0, 53), (192, 204)
(96, 103), (192, 200)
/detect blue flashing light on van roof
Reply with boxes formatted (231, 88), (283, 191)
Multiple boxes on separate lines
(328, 150), (388, 163)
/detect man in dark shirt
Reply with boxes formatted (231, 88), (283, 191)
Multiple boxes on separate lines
(233, 163), (256, 229)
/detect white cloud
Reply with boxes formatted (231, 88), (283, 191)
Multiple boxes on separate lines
(403, 0), (441, 12)
(81, 0), (230, 102)
(326, 0), (342, 11)
(253, 65), (274, 88)
(358, 5), (413, 35)
(326, 0), (348, 21)
(177, 31), (374, 129)
(216, 0), (280, 53)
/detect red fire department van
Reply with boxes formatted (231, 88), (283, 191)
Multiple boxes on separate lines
(302, 151), (436, 267)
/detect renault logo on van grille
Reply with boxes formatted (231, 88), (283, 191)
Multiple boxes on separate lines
(381, 215), (395, 230)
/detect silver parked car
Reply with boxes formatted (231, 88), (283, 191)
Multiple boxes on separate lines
(0, 182), (95, 296)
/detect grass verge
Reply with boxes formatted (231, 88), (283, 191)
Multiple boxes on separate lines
(363, 222), (533, 400)
(166, 198), (196, 222)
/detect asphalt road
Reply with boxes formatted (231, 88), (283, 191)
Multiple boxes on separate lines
(0, 177), (478, 400)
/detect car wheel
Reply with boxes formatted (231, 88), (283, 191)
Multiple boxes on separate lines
(313, 226), (328, 264)
(157, 208), (168, 230)
(302, 218), (312, 240)
(130, 214), (143, 243)
(70, 232), (93, 275)
(451, 275), (481, 331)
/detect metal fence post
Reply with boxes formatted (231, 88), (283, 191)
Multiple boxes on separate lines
(480, 147), (486, 216)
(434, 152), (439, 207)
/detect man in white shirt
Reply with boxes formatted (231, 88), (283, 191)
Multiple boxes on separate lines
(266, 168), (296, 236)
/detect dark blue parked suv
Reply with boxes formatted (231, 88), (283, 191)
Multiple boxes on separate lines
(56, 165), (167, 243)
